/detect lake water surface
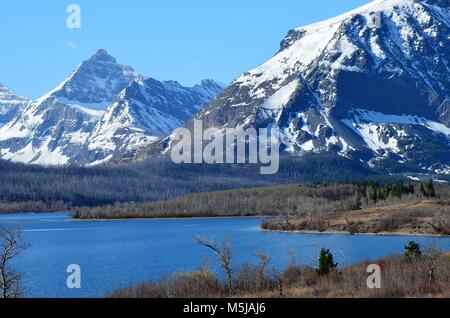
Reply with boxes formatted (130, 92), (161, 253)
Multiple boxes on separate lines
(1, 212), (449, 298)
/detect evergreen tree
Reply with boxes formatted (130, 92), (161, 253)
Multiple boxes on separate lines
(420, 182), (428, 198)
(427, 179), (436, 198)
(404, 241), (422, 261)
(392, 183), (403, 198)
(385, 183), (392, 197)
(378, 188), (387, 201)
(370, 189), (378, 203)
(316, 248), (337, 276)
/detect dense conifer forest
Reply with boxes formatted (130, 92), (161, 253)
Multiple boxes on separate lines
(0, 154), (379, 212)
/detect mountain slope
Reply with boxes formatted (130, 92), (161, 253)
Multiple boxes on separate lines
(51, 49), (140, 110)
(160, 0), (450, 175)
(0, 49), (135, 165)
(82, 78), (223, 164)
(0, 50), (223, 166)
(0, 83), (29, 127)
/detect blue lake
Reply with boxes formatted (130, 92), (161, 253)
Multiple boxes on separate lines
(0, 212), (449, 298)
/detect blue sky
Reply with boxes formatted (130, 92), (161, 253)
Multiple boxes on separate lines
(0, 0), (371, 99)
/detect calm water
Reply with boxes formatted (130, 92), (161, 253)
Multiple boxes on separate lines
(0, 212), (449, 298)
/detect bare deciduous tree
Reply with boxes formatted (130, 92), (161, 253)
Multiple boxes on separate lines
(287, 250), (298, 267)
(196, 236), (233, 295)
(423, 244), (443, 285)
(254, 252), (271, 291)
(0, 226), (27, 298)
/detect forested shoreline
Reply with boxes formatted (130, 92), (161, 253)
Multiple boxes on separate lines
(72, 183), (360, 219)
(0, 154), (378, 213)
(72, 181), (450, 236)
(262, 180), (450, 236)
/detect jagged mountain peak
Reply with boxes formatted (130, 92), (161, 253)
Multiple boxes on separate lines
(235, 0), (449, 116)
(103, 77), (223, 131)
(280, 0), (449, 52)
(0, 50), (224, 166)
(0, 82), (29, 105)
(195, 79), (225, 94)
(0, 82), (23, 95)
(80, 77), (223, 164)
(50, 49), (139, 109)
(199, 79), (221, 87)
(160, 0), (450, 176)
(89, 49), (118, 64)
(0, 83), (30, 127)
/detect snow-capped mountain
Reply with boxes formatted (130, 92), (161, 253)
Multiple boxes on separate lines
(0, 50), (223, 166)
(0, 83), (29, 127)
(84, 78), (223, 164)
(160, 0), (450, 174)
(51, 49), (140, 111)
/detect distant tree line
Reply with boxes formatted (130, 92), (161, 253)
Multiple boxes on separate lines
(72, 183), (361, 219)
(0, 154), (380, 213)
(420, 179), (437, 198)
(349, 180), (422, 210)
(73, 179), (445, 220)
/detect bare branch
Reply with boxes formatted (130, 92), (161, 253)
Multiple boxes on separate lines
(254, 251), (271, 291)
(0, 226), (28, 298)
(196, 235), (233, 295)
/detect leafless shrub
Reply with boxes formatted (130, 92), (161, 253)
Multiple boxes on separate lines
(196, 236), (233, 295)
(428, 215), (450, 235)
(344, 217), (365, 234)
(109, 270), (219, 298)
(171, 271), (220, 297)
(110, 246), (450, 298)
(254, 252), (271, 291)
(373, 215), (412, 233)
(0, 226), (28, 298)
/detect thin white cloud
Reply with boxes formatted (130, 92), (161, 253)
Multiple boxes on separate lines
(66, 42), (77, 49)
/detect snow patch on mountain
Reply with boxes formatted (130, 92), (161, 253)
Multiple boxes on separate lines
(262, 80), (300, 110)
(167, 0), (450, 175)
(344, 109), (450, 137)
(342, 109), (450, 157)
(86, 78), (223, 158)
(0, 83), (30, 127)
(0, 50), (224, 166)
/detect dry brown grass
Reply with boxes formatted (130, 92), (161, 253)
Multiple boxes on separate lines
(109, 250), (450, 298)
(263, 200), (450, 236)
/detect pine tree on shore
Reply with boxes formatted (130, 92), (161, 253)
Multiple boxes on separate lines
(316, 249), (337, 276)
(404, 241), (422, 261)
(427, 179), (436, 198)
